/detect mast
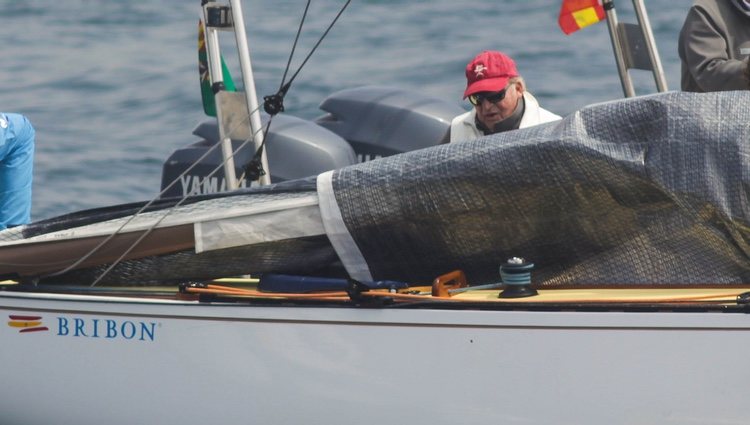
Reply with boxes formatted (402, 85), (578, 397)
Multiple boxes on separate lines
(228, 0), (271, 186)
(202, 1), (271, 188)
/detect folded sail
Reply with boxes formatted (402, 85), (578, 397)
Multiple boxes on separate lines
(1, 92), (750, 286)
(321, 91), (750, 286)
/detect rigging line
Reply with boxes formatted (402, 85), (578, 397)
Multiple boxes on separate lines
(245, 0), (350, 179)
(283, 0), (353, 88)
(239, 1), (313, 180)
(279, 0), (311, 90)
(238, 112), (275, 182)
(41, 138), (223, 279)
(87, 119), (271, 287)
(44, 102), (266, 281)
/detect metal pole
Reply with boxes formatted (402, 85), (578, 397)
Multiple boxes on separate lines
(203, 20), (240, 191)
(229, 0), (271, 185)
(632, 0), (668, 92)
(603, 0), (636, 98)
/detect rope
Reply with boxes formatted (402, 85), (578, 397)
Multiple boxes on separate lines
(183, 283), (749, 306)
(41, 102), (266, 285)
(87, 115), (269, 287)
(244, 0), (353, 180)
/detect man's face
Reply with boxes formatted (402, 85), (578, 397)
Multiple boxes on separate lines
(473, 82), (524, 129)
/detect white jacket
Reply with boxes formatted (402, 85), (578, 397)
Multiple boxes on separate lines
(449, 91), (561, 143)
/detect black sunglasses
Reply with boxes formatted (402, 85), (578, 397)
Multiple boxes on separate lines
(468, 88), (507, 106)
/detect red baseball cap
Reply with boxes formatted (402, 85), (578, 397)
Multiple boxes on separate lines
(463, 50), (519, 99)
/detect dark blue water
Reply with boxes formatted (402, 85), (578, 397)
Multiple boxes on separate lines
(0, 0), (688, 220)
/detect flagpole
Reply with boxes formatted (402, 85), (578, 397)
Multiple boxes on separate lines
(602, 0), (636, 97)
(201, 12), (240, 191)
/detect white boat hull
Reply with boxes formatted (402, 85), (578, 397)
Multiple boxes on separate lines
(1, 291), (748, 425)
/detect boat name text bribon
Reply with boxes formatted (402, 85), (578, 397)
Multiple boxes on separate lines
(7, 314), (158, 342)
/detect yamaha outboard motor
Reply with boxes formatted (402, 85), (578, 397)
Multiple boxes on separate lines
(160, 114), (357, 198)
(160, 86), (463, 197)
(315, 86), (464, 161)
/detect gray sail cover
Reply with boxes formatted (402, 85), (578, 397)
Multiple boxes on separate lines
(4, 91), (750, 286)
(320, 91), (750, 286)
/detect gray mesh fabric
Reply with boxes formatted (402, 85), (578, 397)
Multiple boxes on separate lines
(330, 91), (750, 286)
(5, 91), (750, 287)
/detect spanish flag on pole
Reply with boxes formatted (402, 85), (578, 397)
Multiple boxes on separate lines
(198, 19), (236, 117)
(558, 0), (606, 35)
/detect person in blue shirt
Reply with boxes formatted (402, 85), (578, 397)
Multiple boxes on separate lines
(0, 113), (35, 230)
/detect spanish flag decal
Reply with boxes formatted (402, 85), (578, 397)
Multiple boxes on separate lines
(559, 0), (606, 35)
(7, 315), (48, 333)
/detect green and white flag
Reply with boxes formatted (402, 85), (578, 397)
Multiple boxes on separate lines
(198, 19), (236, 117)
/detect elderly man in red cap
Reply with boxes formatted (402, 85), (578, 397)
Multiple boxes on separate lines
(448, 50), (561, 143)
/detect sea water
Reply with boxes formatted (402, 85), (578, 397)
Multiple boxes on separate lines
(0, 0), (689, 220)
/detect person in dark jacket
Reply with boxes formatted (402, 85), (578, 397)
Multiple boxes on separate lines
(678, 0), (750, 92)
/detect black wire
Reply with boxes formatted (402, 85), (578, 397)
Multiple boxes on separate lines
(284, 0), (353, 88)
(280, 0), (311, 91)
(247, 0), (354, 180)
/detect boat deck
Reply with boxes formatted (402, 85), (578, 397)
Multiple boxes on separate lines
(4, 277), (750, 312)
